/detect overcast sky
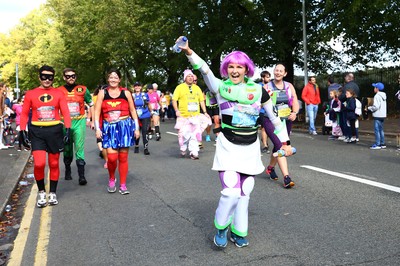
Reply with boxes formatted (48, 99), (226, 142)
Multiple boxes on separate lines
(0, 0), (47, 34)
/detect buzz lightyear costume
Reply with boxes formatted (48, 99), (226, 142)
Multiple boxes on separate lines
(186, 52), (289, 241)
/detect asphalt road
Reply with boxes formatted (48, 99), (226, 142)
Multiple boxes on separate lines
(6, 119), (400, 266)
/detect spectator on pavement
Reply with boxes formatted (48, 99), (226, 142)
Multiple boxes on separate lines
(0, 83), (8, 149)
(327, 76), (342, 100)
(368, 82), (387, 150)
(301, 76), (321, 135)
(339, 73), (360, 140)
(343, 89), (358, 143)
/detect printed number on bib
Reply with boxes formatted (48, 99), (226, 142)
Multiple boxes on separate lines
(231, 104), (259, 127)
(187, 102), (198, 112)
(136, 108), (143, 117)
(67, 102), (80, 117)
(276, 103), (291, 119)
(37, 106), (56, 121)
(108, 111), (121, 122)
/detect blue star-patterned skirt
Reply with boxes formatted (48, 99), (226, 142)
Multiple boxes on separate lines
(102, 118), (136, 149)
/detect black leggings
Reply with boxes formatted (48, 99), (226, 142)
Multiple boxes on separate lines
(135, 117), (151, 148)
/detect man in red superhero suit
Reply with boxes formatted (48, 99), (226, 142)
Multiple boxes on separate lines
(20, 65), (71, 208)
(58, 68), (94, 185)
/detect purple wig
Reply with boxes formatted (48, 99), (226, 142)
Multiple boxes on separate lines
(220, 51), (255, 78)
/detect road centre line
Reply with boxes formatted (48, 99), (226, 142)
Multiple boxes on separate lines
(301, 165), (400, 194)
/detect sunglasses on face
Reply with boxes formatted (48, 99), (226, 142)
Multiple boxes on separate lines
(40, 74), (54, 81)
(64, 74), (76, 79)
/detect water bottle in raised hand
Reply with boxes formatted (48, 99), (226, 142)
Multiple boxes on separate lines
(171, 36), (188, 53)
(273, 147), (297, 157)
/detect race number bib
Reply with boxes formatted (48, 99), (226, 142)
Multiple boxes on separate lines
(231, 104), (259, 127)
(276, 103), (291, 119)
(187, 102), (198, 112)
(136, 108), (143, 117)
(67, 102), (80, 117)
(37, 106), (56, 121)
(107, 111), (121, 122)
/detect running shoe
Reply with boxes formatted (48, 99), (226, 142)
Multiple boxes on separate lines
(261, 146), (270, 153)
(119, 185), (130, 195)
(283, 175), (295, 188)
(370, 144), (381, 150)
(205, 135), (211, 142)
(37, 191), (47, 208)
(156, 133), (161, 141)
(337, 136), (346, 140)
(190, 153), (199, 160)
(266, 166), (278, 180)
(213, 227), (228, 248)
(144, 148), (150, 155)
(312, 131), (318, 135)
(380, 144), (387, 149)
(180, 150), (186, 157)
(107, 179), (117, 193)
(230, 232), (249, 248)
(48, 193), (59, 206)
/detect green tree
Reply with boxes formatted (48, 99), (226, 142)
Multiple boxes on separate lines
(0, 4), (65, 92)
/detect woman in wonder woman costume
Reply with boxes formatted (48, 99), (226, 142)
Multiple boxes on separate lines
(94, 68), (140, 195)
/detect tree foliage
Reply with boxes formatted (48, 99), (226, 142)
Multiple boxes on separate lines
(0, 0), (399, 93)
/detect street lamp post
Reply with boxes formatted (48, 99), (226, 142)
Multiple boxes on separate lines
(302, 0), (309, 123)
(302, 0), (308, 84)
(15, 63), (20, 99)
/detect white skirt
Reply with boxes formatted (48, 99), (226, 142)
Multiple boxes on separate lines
(212, 132), (264, 176)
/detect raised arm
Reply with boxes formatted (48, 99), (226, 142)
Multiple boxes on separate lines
(177, 37), (220, 95)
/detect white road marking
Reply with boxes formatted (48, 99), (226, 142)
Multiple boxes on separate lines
(301, 165), (400, 193)
(166, 131), (178, 136)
